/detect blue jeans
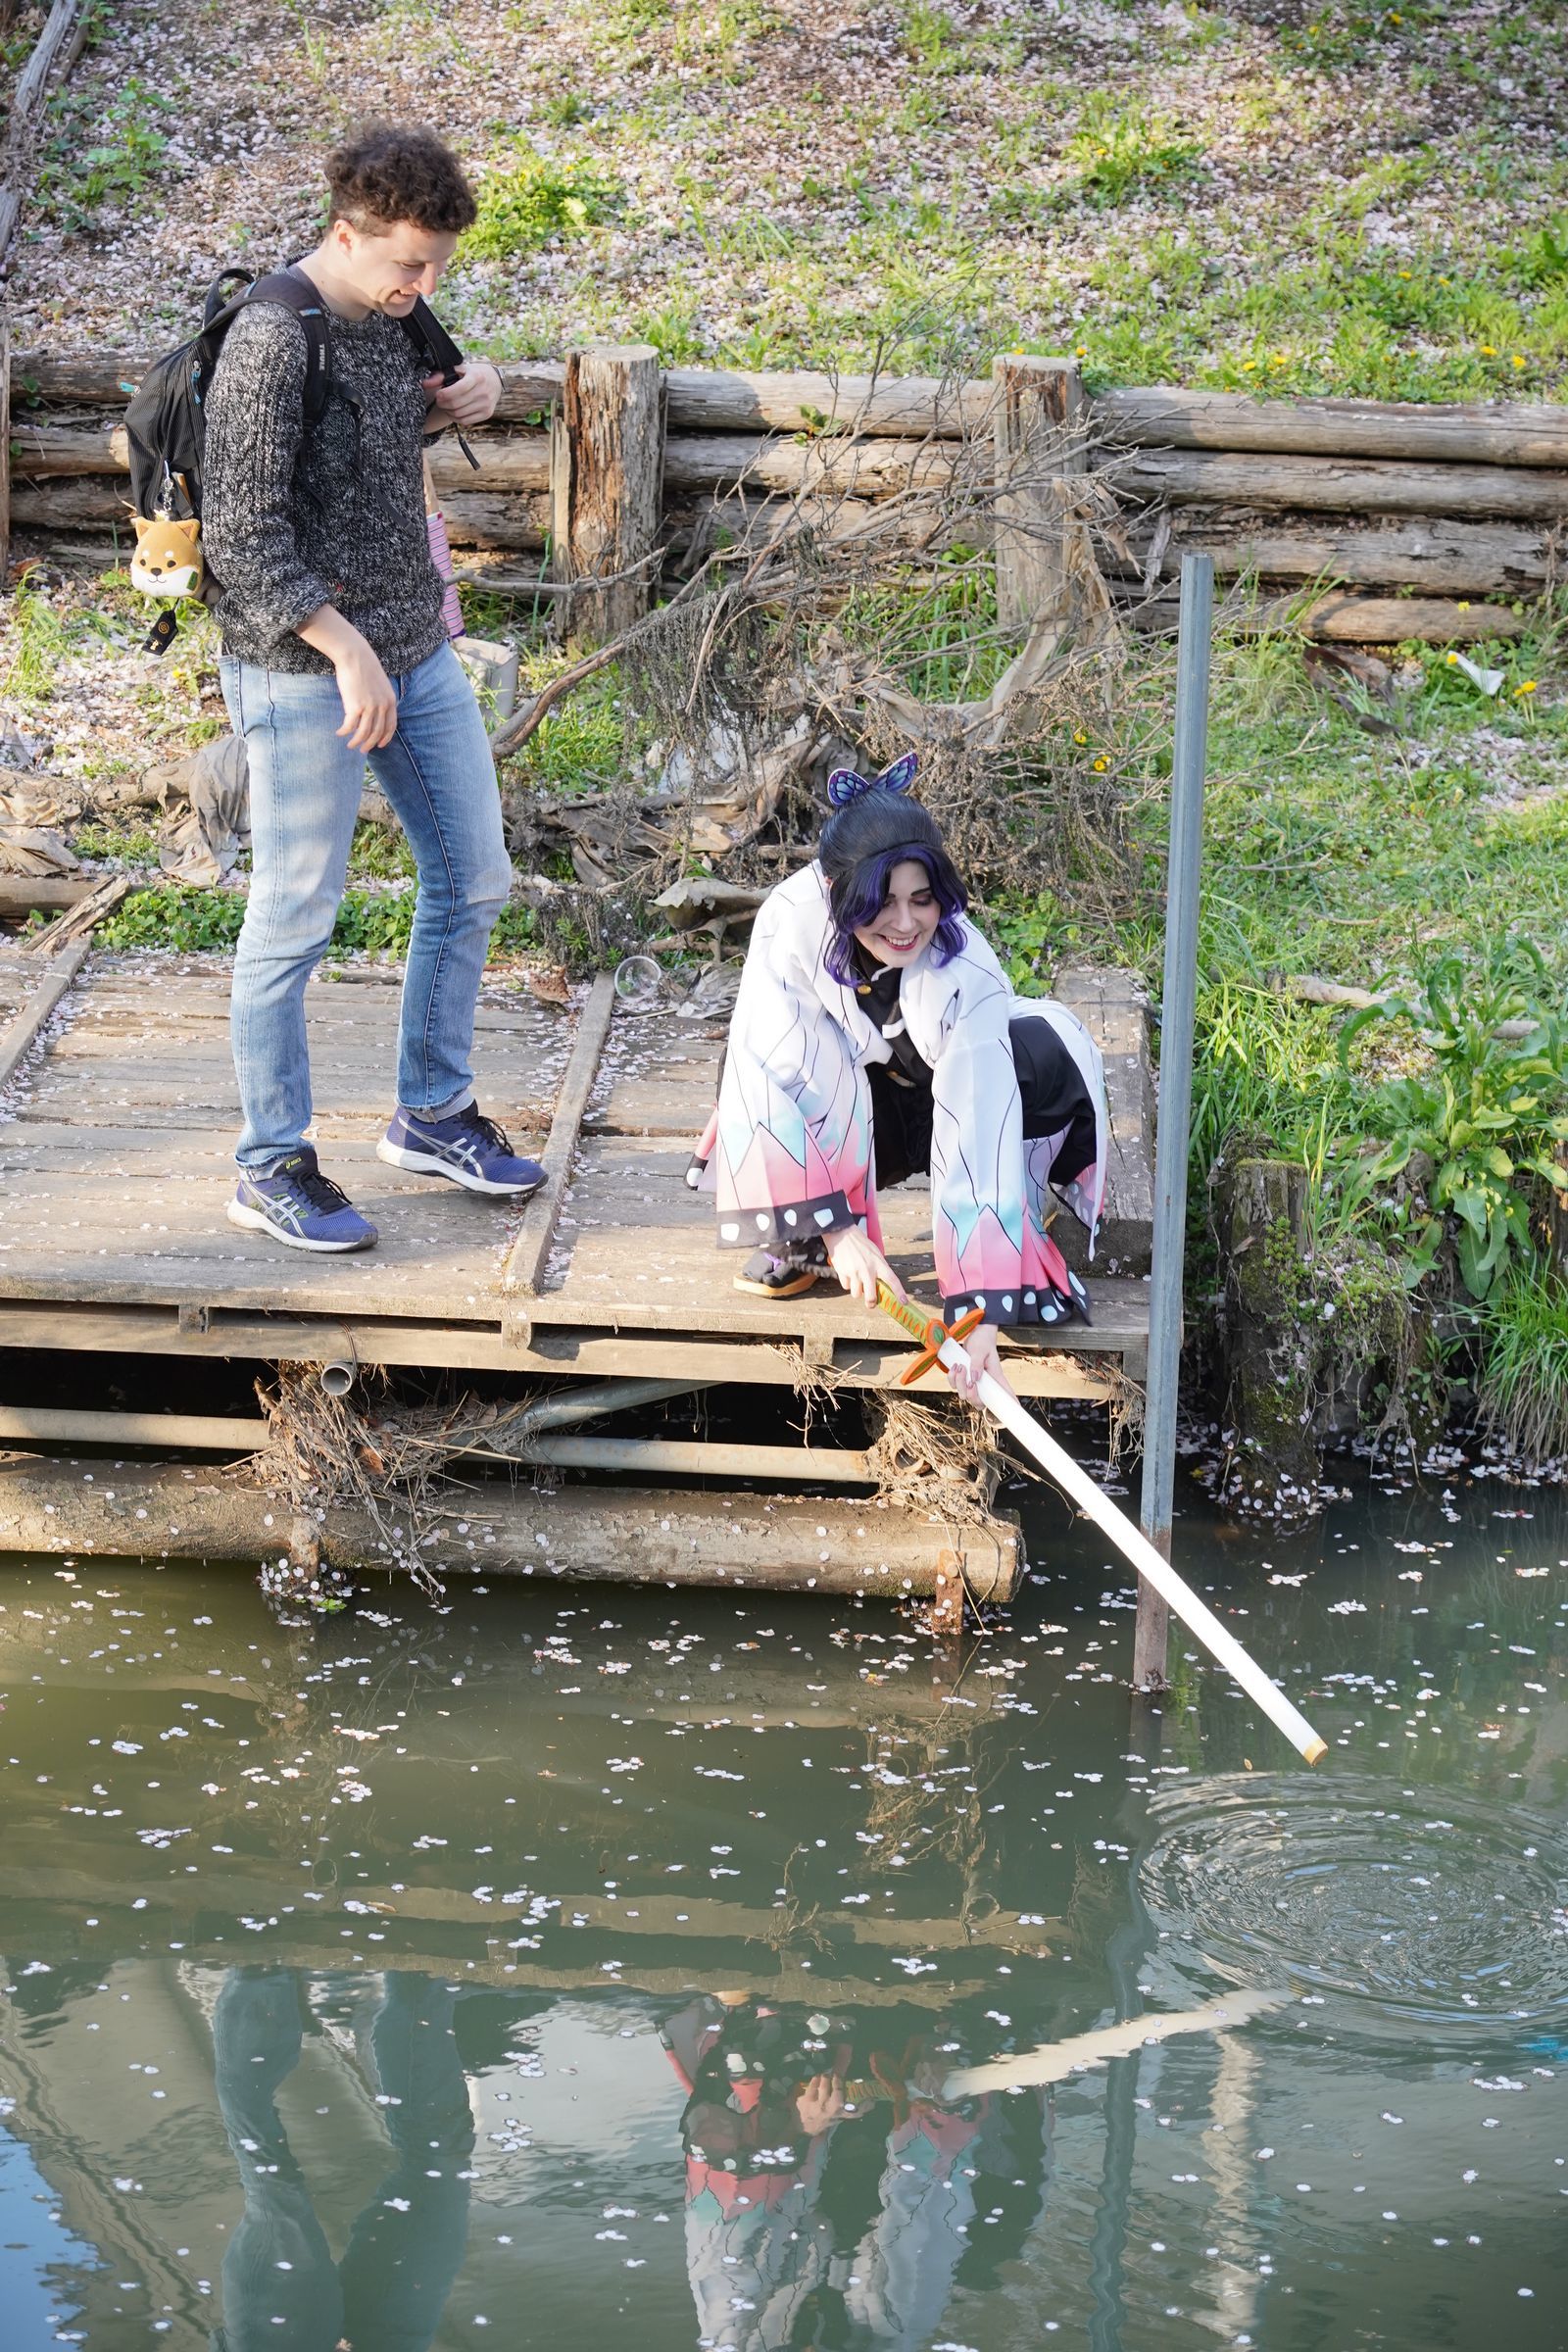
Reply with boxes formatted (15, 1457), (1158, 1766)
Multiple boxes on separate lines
(220, 642), (513, 1170)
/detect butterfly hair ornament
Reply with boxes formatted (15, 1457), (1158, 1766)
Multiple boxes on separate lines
(825, 750), (919, 808)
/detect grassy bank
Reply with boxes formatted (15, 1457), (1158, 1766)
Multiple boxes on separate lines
(13, 1), (1567, 403)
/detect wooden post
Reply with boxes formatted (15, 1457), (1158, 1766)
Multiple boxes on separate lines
(0, 298), (10, 591)
(550, 342), (663, 646)
(991, 353), (1087, 635)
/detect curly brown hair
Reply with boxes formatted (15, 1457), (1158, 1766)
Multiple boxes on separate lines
(325, 124), (477, 234)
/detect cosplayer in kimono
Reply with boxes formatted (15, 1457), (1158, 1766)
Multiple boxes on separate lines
(689, 753), (1108, 1400)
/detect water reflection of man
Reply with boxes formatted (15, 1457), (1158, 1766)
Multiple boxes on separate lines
(209, 1968), (473, 2352)
(662, 1993), (1049, 2351)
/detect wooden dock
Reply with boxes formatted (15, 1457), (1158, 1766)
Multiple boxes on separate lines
(0, 944), (1153, 1597)
(0, 949), (1152, 1396)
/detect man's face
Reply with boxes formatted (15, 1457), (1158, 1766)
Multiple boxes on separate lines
(335, 218), (460, 314)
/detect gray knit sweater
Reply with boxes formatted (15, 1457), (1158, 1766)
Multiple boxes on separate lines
(202, 300), (447, 676)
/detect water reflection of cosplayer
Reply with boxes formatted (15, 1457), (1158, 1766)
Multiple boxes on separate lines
(689, 753), (1107, 1398)
(662, 1995), (1051, 2352)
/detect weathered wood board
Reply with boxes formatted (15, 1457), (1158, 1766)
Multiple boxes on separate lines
(0, 953), (1152, 1386)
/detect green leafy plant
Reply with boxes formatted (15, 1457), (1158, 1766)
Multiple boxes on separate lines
(37, 77), (172, 228)
(460, 146), (621, 262)
(1342, 939), (1568, 1299)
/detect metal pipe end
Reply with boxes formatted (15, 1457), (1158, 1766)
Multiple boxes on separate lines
(319, 1361), (357, 1398)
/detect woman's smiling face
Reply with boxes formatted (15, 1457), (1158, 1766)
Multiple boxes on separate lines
(851, 857), (941, 967)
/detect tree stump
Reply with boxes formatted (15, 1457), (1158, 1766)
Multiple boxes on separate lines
(1222, 1157), (1324, 1505)
(550, 343), (664, 647)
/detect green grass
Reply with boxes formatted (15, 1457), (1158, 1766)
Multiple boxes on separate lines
(98, 884), (538, 960)
(1478, 1265), (1568, 1462)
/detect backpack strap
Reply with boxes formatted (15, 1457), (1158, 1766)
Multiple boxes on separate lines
(398, 296), (481, 471)
(399, 295), (465, 385)
(243, 267), (335, 427)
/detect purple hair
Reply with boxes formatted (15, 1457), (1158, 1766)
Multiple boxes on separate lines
(820, 789), (968, 985)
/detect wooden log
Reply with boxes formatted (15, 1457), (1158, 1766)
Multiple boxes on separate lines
(1119, 588), (1530, 643)
(8, 475), (126, 527)
(662, 365), (990, 438)
(9, 348), (145, 405)
(662, 429), (957, 500)
(425, 429), (548, 495)
(0, 298), (9, 588)
(1105, 446), (1568, 521)
(0, 1454), (1022, 1599)
(1284, 593), (1530, 644)
(0, 874), (92, 918)
(0, 0), (85, 269)
(434, 486), (548, 552)
(14, 347), (1568, 469)
(1098, 385), (1568, 469)
(992, 353), (1086, 634)
(1125, 513), (1552, 595)
(550, 343), (664, 644)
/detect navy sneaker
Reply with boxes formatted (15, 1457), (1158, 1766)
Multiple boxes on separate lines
(376, 1102), (546, 1198)
(227, 1147), (377, 1253)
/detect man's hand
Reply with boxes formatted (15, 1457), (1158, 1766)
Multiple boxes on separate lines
(423, 361), (502, 431)
(795, 2073), (847, 2136)
(825, 1226), (905, 1309)
(946, 1321), (1010, 1403)
(333, 635), (398, 754)
(297, 609), (399, 753)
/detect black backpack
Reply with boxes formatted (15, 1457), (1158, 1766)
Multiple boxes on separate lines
(124, 264), (474, 650)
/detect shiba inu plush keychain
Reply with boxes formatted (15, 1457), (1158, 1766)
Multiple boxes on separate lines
(128, 492), (205, 655)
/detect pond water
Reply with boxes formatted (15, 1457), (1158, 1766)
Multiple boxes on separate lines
(1, 1451), (1565, 2350)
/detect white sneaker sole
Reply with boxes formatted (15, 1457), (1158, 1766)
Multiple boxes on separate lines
(375, 1138), (545, 1198)
(227, 1199), (376, 1253)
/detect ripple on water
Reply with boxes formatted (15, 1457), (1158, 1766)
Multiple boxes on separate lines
(1139, 1774), (1568, 2048)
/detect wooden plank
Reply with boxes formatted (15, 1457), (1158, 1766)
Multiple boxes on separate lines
(0, 1404), (268, 1448)
(0, 1299), (1128, 1393)
(0, 934), (88, 1090)
(1105, 445), (1568, 521)
(503, 970), (617, 1300)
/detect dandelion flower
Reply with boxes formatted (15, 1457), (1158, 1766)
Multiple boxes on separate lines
(1093, 756), (1109, 772)
(1511, 355), (1527, 368)
(1515, 680), (1538, 696)
(1073, 730), (1088, 745)
(1480, 343), (1496, 356)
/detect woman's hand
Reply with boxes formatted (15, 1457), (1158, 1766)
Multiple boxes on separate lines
(795, 2073), (847, 2136)
(423, 361), (502, 430)
(825, 1227), (905, 1308)
(946, 1322), (1010, 1403)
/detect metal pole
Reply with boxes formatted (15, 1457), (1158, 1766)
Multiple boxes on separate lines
(1135, 552), (1214, 1689)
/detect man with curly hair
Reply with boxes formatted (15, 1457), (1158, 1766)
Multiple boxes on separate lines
(202, 124), (543, 1253)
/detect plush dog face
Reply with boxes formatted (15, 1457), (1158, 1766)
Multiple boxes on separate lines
(130, 512), (203, 599)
